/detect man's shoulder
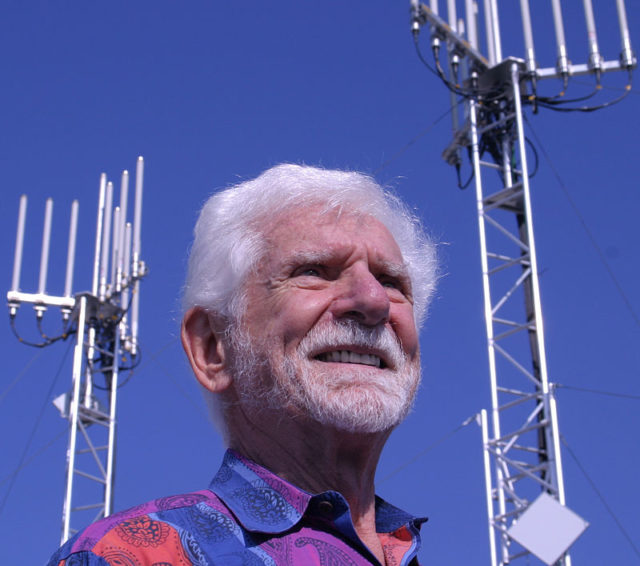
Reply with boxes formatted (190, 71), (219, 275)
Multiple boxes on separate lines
(47, 489), (226, 566)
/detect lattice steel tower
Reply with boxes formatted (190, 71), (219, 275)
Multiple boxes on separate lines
(7, 157), (147, 543)
(409, 2), (635, 565)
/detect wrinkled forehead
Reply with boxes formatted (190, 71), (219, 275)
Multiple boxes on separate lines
(256, 204), (406, 268)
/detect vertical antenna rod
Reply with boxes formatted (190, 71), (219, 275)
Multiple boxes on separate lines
(551, 0), (570, 78)
(116, 170), (130, 290)
(446, 0), (457, 31)
(131, 156), (144, 356)
(120, 222), (132, 344)
(11, 195), (28, 295)
(92, 174), (107, 297)
(483, 0), (502, 65)
(99, 182), (114, 300)
(119, 170), (129, 251)
(111, 206), (121, 291)
(519, 0), (536, 76)
(616, 0), (635, 69)
(465, 0), (478, 51)
(38, 198), (54, 297)
(583, 0), (602, 74)
(132, 161), (143, 264)
(64, 201), (79, 300)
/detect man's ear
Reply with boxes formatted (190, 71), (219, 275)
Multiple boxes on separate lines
(181, 307), (233, 393)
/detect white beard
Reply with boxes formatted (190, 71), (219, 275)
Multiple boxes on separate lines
(229, 319), (421, 434)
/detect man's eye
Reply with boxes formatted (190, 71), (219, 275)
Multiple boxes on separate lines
(379, 276), (411, 299)
(379, 277), (400, 290)
(293, 266), (323, 277)
(301, 268), (320, 277)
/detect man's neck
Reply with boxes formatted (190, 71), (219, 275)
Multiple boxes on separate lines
(226, 402), (392, 564)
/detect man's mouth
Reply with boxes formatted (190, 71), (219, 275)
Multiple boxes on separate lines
(314, 350), (384, 368)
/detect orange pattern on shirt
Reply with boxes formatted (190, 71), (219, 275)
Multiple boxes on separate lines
(92, 514), (192, 565)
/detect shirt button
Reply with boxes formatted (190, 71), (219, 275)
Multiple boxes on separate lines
(317, 500), (334, 515)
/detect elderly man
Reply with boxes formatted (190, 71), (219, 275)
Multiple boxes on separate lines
(48, 164), (437, 566)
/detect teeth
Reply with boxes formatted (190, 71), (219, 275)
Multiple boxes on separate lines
(319, 351), (382, 368)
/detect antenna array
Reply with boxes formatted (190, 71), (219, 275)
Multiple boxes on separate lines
(7, 157), (148, 543)
(410, 2), (634, 565)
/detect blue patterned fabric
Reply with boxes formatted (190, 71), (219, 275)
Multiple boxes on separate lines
(48, 450), (426, 565)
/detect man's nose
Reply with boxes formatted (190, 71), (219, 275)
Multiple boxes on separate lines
(329, 266), (390, 327)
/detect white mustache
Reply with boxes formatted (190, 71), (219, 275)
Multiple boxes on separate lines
(297, 320), (406, 370)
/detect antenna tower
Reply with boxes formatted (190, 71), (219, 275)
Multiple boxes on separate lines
(410, 2), (634, 565)
(7, 157), (148, 543)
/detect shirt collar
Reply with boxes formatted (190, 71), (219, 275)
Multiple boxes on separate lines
(208, 449), (426, 535)
(209, 449), (310, 533)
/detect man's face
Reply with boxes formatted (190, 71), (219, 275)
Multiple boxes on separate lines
(229, 205), (421, 434)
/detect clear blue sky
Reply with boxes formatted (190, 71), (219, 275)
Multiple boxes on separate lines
(1, 2), (638, 564)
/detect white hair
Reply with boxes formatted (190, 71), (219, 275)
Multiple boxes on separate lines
(183, 163), (437, 327)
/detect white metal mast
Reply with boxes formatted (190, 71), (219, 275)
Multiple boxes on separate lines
(7, 157), (147, 543)
(410, 2), (635, 564)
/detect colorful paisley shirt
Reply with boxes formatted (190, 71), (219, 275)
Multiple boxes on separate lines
(48, 450), (426, 565)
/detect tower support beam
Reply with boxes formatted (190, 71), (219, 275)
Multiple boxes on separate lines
(406, 1), (636, 561)
(468, 58), (570, 565)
